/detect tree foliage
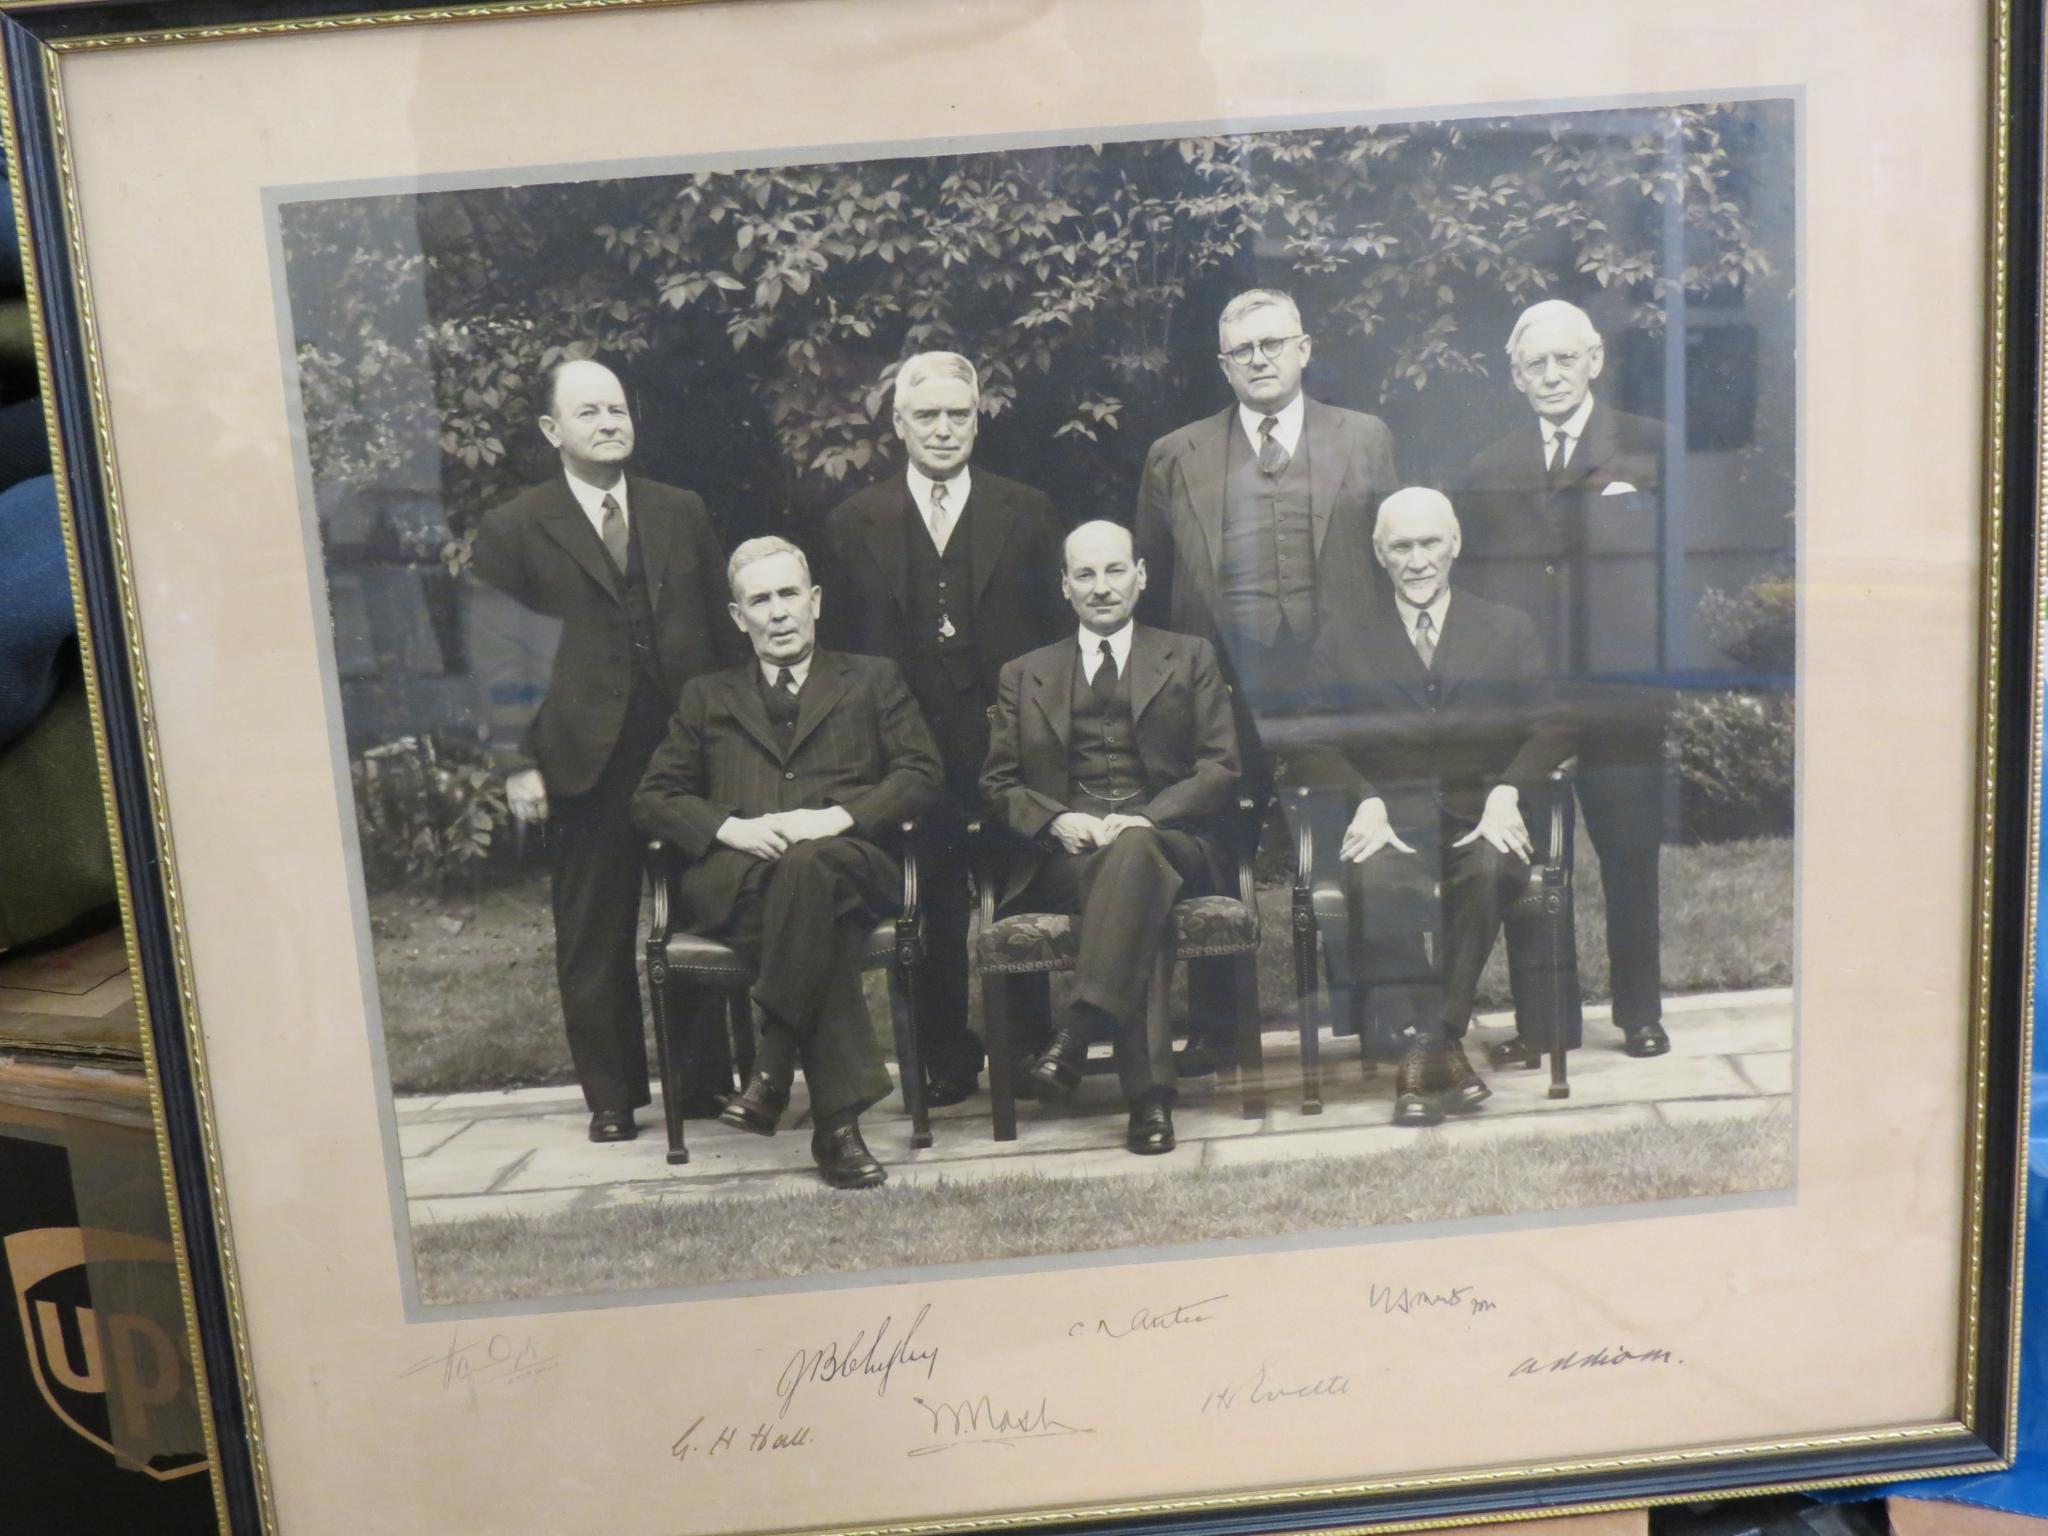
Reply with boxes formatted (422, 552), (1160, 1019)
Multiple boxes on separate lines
(281, 102), (1787, 533)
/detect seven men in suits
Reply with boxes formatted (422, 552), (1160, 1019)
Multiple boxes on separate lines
(1135, 288), (1399, 788)
(820, 352), (1067, 1106)
(631, 537), (943, 1188)
(1454, 300), (1672, 1061)
(1293, 490), (1573, 1126)
(471, 358), (742, 1144)
(980, 521), (1242, 1155)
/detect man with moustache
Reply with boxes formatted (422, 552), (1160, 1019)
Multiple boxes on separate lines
(1134, 288), (1399, 788)
(632, 537), (942, 1188)
(980, 521), (1242, 1155)
(471, 357), (741, 1144)
(820, 352), (1067, 1106)
(1454, 299), (1671, 1061)
(1292, 489), (1572, 1126)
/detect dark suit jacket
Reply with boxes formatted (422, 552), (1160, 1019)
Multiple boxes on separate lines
(471, 472), (741, 795)
(1287, 592), (1572, 831)
(817, 469), (1068, 711)
(979, 626), (1241, 904)
(1134, 396), (1398, 643)
(631, 650), (942, 921)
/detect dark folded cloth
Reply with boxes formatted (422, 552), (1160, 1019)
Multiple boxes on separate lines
(0, 653), (116, 951)
(0, 474), (67, 750)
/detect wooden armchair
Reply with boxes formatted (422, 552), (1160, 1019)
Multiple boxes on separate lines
(642, 827), (929, 1165)
(1290, 766), (1580, 1114)
(970, 799), (1267, 1142)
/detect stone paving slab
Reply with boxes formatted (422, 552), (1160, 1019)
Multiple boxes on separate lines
(397, 988), (1795, 1224)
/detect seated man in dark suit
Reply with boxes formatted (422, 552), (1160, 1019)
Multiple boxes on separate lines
(633, 536), (942, 1188)
(979, 520), (1242, 1155)
(1292, 489), (1572, 1127)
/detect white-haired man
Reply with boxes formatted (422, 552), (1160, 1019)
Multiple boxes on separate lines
(471, 357), (744, 1144)
(819, 350), (1067, 1106)
(633, 537), (942, 1188)
(1135, 288), (1399, 790)
(1454, 299), (1671, 1062)
(1291, 489), (1572, 1127)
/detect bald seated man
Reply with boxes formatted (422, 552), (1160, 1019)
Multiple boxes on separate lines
(979, 520), (1242, 1155)
(1290, 489), (1573, 1127)
(471, 357), (743, 1145)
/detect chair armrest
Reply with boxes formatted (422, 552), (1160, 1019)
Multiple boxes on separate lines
(644, 838), (677, 942)
(967, 819), (998, 930)
(897, 820), (921, 924)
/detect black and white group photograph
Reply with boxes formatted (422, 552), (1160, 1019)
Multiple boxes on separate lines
(274, 95), (1798, 1307)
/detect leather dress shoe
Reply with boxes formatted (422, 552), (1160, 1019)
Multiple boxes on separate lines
(1126, 1100), (1176, 1155)
(811, 1121), (887, 1189)
(1025, 1028), (1087, 1100)
(1486, 1034), (1544, 1070)
(674, 1093), (730, 1120)
(718, 1073), (790, 1136)
(1392, 1042), (1445, 1127)
(1174, 1043), (1218, 1079)
(1440, 1040), (1492, 1112)
(924, 1074), (980, 1109)
(1622, 1021), (1671, 1058)
(588, 1109), (637, 1143)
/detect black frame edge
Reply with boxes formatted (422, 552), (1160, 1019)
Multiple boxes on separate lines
(1, 14), (267, 1534)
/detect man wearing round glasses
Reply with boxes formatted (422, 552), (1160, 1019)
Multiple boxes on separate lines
(1135, 288), (1398, 799)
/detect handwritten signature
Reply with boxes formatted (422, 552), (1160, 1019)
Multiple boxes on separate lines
(776, 1304), (939, 1419)
(398, 1331), (559, 1412)
(1069, 1293), (1228, 1341)
(672, 1417), (814, 1463)
(907, 1394), (1093, 1455)
(1367, 1283), (1495, 1317)
(1200, 1363), (1351, 1413)
(1509, 1345), (1677, 1378)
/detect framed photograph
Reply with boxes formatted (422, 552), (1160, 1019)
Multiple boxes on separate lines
(3, 0), (2035, 1531)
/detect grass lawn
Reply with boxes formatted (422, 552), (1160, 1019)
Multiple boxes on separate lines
(373, 832), (1793, 1097)
(412, 1109), (1793, 1304)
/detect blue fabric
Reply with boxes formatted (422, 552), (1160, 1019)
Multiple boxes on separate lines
(0, 476), (69, 750)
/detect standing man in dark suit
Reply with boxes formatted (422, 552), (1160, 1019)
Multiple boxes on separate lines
(1134, 288), (1399, 788)
(1293, 489), (1572, 1126)
(819, 351), (1067, 1106)
(632, 537), (942, 1188)
(471, 358), (741, 1144)
(1454, 299), (1671, 1060)
(980, 521), (1242, 1155)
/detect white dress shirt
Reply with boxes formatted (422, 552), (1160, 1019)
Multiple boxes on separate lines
(563, 470), (630, 543)
(1237, 392), (1306, 458)
(758, 653), (814, 691)
(907, 464), (973, 552)
(1540, 394), (1595, 470)
(1079, 620), (1135, 681)
(1395, 589), (1451, 658)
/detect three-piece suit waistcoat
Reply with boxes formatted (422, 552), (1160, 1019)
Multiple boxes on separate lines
(1219, 421), (1316, 646)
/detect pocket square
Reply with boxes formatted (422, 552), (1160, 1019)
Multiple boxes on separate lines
(1601, 481), (1639, 497)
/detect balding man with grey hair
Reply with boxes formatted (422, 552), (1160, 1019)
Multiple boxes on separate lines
(472, 355), (744, 1144)
(1454, 298), (1672, 1063)
(819, 350), (1066, 1107)
(1135, 287), (1398, 804)
(1291, 487), (1571, 1127)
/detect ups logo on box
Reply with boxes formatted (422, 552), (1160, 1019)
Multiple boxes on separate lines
(6, 1225), (208, 1481)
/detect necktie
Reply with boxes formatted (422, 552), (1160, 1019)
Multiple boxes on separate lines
(1094, 639), (1118, 691)
(766, 666), (799, 738)
(1258, 415), (1289, 476)
(599, 492), (629, 571)
(1547, 430), (1572, 475)
(928, 478), (953, 552)
(776, 666), (798, 699)
(1413, 610), (1437, 669)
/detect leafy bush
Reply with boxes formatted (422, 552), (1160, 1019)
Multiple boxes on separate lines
(351, 734), (516, 893)
(1675, 568), (1795, 840)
